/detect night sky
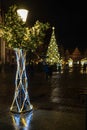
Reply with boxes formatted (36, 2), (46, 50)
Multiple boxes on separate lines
(1, 0), (87, 50)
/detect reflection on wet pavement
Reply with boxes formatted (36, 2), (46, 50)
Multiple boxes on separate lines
(51, 87), (61, 103)
(0, 67), (86, 130)
(11, 111), (33, 130)
(50, 71), (84, 108)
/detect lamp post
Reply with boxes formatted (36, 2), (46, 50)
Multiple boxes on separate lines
(10, 8), (33, 113)
(0, 5), (5, 69)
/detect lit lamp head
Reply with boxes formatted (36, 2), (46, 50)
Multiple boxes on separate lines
(17, 9), (29, 22)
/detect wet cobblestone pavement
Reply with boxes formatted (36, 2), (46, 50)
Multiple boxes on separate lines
(0, 67), (86, 130)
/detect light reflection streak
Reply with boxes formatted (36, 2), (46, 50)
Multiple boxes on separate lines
(51, 87), (61, 103)
(11, 111), (33, 130)
(50, 73), (61, 103)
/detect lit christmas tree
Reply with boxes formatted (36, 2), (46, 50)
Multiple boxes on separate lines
(46, 27), (60, 66)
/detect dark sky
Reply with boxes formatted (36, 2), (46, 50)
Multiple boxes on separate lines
(1, 0), (87, 50)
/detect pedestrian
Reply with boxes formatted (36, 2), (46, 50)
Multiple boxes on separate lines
(83, 63), (86, 73)
(48, 65), (53, 78)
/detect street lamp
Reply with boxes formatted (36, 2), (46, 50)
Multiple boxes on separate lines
(10, 8), (33, 113)
(17, 9), (29, 22)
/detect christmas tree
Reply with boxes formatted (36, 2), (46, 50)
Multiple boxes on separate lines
(46, 27), (60, 65)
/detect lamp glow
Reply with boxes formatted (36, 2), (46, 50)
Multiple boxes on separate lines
(17, 9), (28, 22)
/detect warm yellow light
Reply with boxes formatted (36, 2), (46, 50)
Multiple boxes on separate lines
(17, 9), (29, 22)
(68, 58), (73, 67)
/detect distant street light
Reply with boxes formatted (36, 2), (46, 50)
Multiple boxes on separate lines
(17, 9), (29, 22)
